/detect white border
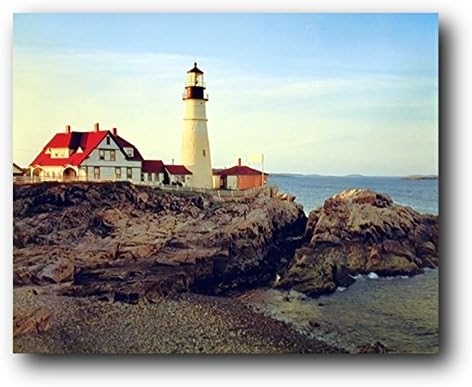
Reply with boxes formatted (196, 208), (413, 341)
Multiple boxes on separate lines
(2, 2), (471, 387)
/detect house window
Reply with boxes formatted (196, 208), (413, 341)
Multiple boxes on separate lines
(127, 168), (132, 179)
(99, 149), (105, 160)
(94, 167), (100, 180)
(141, 173), (145, 182)
(203, 149), (206, 157)
(110, 150), (116, 161)
(115, 167), (121, 179)
(148, 173), (152, 181)
(106, 136), (111, 145)
(125, 148), (134, 157)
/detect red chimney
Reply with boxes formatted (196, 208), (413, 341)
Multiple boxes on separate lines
(238, 157), (242, 166)
(65, 125), (71, 134)
(94, 122), (99, 132)
(112, 127), (117, 136)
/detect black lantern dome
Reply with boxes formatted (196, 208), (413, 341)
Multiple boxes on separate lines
(183, 62), (207, 100)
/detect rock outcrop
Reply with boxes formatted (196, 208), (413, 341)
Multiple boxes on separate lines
(13, 182), (306, 302)
(14, 308), (51, 337)
(278, 189), (439, 297)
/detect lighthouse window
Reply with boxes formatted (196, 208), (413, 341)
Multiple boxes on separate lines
(203, 149), (206, 157)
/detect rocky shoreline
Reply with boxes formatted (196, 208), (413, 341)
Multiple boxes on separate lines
(13, 182), (439, 353)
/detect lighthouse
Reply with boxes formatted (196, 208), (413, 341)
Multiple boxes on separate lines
(181, 62), (213, 189)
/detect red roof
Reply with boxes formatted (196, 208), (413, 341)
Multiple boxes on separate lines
(30, 131), (109, 167)
(142, 160), (165, 174)
(30, 129), (145, 168)
(114, 135), (144, 161)
(165, 165), (193, 175)
(214, 165), (266, 176)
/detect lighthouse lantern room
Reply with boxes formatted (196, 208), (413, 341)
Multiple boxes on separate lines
(181, 63), (213, 188)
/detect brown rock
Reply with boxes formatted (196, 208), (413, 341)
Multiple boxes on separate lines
(14, 182), (307, 301)
(358, 341), (389, 354)
(14, 308), (51, 337)
(278, 189), (438, 297)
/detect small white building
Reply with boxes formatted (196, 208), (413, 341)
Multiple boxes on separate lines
(164, 165), (193, 186)
(13, 163), (25, 177)
(141, 160), (166, 184)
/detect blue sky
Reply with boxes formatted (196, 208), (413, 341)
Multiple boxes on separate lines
(13, 13), (438, 175)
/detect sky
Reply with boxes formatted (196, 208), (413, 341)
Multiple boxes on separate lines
(13, 13), (438, 175)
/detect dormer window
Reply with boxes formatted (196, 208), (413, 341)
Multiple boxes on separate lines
(124, 147), (134, 157)
(49, 148), (70, 159)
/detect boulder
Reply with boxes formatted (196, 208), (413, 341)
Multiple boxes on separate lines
(278, 189), (439, 297)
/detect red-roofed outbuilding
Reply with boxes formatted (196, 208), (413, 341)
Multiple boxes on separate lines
(213, 158), (267, 190)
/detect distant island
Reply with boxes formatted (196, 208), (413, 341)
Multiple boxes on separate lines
(269, 173), (305, 177)
(268, 173), (438, 180)
(402, 175), (438, 180)
(344, 174), (365, 178)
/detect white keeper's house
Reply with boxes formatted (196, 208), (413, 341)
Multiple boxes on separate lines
(29, 122), (192, 185)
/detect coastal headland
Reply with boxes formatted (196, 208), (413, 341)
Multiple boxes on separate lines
(13, 182), (438, 353)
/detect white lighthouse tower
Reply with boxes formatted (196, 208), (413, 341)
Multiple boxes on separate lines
(181, 62), (213, 189)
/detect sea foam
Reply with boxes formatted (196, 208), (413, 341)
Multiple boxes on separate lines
(350, 274), (364, 280)
(367, 272), (379, 279)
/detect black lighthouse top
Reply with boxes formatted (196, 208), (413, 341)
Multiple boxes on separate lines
(187, 62), (204, 74)
(183, 62), (208, 101)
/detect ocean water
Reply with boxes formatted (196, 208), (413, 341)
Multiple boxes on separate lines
(246, 175), (439, 353)
(242, 270), (439, 353)
(269, 175), (438, 214)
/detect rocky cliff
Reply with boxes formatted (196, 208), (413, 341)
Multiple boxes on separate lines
(13, 182), (306, 303)
(277, 189), (439, 297)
